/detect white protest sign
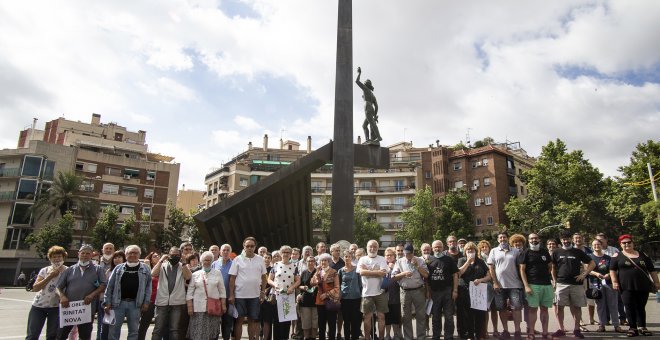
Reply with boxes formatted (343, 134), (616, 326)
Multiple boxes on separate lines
(469, 281), (488, 311)
(276, 294), (298, 322)
(59, 300), (92, 327)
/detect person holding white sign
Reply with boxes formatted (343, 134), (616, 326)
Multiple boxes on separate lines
(103, 245), (152, 340)
(26, 246), (68, 340)
(267, 245), (301, 339)
(457, 242), (491, 340)
(56, 244), (107, 340)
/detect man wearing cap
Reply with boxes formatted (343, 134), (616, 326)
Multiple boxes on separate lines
(457, 239), (467, 254)
(391, 244), (429, 340)
(56, 244), (107, 340)
(427, 240), (459, 340)
(97, 243), (115, 340)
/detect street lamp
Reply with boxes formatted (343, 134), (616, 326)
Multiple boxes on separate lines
(537, 221), (571, 235)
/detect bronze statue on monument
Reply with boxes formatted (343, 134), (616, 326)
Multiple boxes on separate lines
(356, 67), (381, 145)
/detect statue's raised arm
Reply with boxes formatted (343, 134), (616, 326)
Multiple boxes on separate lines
(355, 67), (381, 145)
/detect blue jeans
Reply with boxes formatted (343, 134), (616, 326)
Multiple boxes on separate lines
(110, 300), (140, 340)
(26, 306), (59, 340)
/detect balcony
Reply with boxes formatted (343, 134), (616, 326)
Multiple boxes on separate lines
(0, 191), (16, 202)
(379, 222), (406, 230)
(0, 168), (20, 178)
(377, 203), (409, 211)
(377, 185), (413, 193)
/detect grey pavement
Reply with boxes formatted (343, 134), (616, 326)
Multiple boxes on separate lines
(2, 287), (659, 339)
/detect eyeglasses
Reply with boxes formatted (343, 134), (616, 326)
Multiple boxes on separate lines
(281, 251), (291, 254)
(621, 241), (632, 245)
(244, 245), (255, 248)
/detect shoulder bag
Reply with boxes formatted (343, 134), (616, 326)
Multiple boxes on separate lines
(621, 252), (657, 293)
(319, 270), (341, 312)
(202, 272), (223, 316)
(585, 280), (602, 299)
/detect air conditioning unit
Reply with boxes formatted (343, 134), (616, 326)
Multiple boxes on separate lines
(476, 161), (482, 166)
(471, 185), (478, 191)
(123, 175), (131, 180)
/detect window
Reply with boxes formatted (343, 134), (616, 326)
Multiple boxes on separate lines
(124, 168), (140, 179)
(474, 198), (481, 207)
(312, 197), (322, 205)
(472, 161), (479, 168)
(507, 159), (514, 169)
(453, 162), (462, 171)
(106, 167), (121, 176)
(472, 179), (480, 189)
(77, 220), (88, 231)
(146, 171), (156, 181)
(487, 216), (494, 225)
(144, 188), (154, 198)
(454, 180), (463, 189)
(239, 177), (248, 187)
(140, 224), (150, 233)
(121, 187), (137, 197)
(76, 162), (84, 171)
(394, 197), (405, 210)
(79, 181), (94, 192)
(359, 199), (372, 208)
(42, 160), (56, 180)
(424, 171), (432, 179)
(475, 217), (482, 226)
(100, 203), (116, 212)
(86, 163), (97, 173)
(482, 158), (489, 166)
(119, 205), (134, 215)
(21, 155), (43, 177)
(250, 175), (260, 184)
(10, 203), (33, 225)
(484, 196), (492, 205)
(311, 181), (323, 193)
(102, 184), (119, 195)
(394, 180), (405, 192)
(3, 228), (32, 250)
(483, 177), (491, 186)
(17, 179), (38, 200)
(142, 207), (152, 216)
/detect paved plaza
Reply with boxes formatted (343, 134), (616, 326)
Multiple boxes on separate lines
(1, 287), (659, 339)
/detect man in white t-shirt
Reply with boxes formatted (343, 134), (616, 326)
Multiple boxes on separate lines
(357, 240), (389, 340)
(228, 237), (268, 340)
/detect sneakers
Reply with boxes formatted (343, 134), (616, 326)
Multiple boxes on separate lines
(573, 330), (585, 339)
(551, 330), (566, 338)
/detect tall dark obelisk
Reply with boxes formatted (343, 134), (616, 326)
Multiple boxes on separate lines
(329, 0), (354, 242)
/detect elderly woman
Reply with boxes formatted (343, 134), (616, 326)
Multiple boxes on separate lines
(138, 252), (160, 340)
(383, 247), (402, 340)
(311, 253), (340, 340)
(588, 239), (623, 333)
(298, 256), (319, 340)
(261, 252), (279, 340)
(103, 245), (152, 340)
(610, 234), (660, 337)
(339, 250), (362, 340)
(268, 245), (301, 340)
(457, 242), (491, 340)
(186, 251), (226, 340)
(26, 246), (68, 340)
(477, 240), (497, 339)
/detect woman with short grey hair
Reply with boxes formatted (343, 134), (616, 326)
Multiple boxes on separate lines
(268, 245), (301, 339)
(186, 251), (226, 340)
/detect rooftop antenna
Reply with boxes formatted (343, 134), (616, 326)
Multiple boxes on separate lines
(466, 128), (472, 147)
(280, 128), (287, 141)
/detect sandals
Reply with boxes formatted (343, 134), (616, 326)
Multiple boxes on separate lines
(541, 333), (550, 339)
(627, 328), (639, 337)
(639, 328), (653, 336)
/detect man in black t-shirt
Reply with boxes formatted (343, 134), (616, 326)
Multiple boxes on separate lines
(519, 233), (553, 339)
(427, 247), (459, 340)
(551, 231), (595, 339)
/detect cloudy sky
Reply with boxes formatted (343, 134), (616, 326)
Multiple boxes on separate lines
(1, 1), (658, 190)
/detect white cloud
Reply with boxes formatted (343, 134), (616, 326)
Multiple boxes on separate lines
(233, 115), (263, 131)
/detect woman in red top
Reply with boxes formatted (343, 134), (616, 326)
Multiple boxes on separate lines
(311, 253), (340, 340)
(138, 252), (160, 340)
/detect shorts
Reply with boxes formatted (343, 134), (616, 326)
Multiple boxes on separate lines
(385, 303), (401, 325)
(235, 297), (261, 320)
(300, 306), (318, 330)
(555, 283), (586, 307)
(586, 297), (595, 306)
(526, 284), (554, 308)
(494, 288), (524, 311)
(361, 292), (389, 314)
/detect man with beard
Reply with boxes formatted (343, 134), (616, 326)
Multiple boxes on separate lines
(392, 244), (429, 340)
(488, 232), (524, 339)
(151, 246), (192, 340)
(427, 239), (458, 340)
(551, 230), (595, 339)
(96, 243), (115, 340)
(420, 243), (432, 261)
(358, 240), (389, 340)
(519, 233), (553, 339)
(443, 236), (463, 264)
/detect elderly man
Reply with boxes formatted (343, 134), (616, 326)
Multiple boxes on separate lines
(488, 232), (524, 339)
(212, 244), (234, 340)
(420, 243), (432, 261)
(96, 242), (115, 340)
(395, 243), (405, 260)
(229, 237), (268, 340)
(258, 246), (268, 258)
(392, 244), (429, 340)
(56, 244), (107, 340)
(427, 240), (458, 340)
(443, 236), (462, 264)
(151, 246), (192, 340)
(209, 245), (220, 261)
(179, 242), (194, 264)
(358, 240), (389, 340)
(103, 245), (151, 340)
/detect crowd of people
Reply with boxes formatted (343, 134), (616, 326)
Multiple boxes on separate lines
(25, 231), (660, 340)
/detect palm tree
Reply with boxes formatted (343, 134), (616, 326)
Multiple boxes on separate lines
(31, 171), (98, 222)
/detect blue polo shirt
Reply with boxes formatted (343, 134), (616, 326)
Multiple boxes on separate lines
(211, 258), (233, 296)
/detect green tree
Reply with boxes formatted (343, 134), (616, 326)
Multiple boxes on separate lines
(354, 198), (384, 246)
(160, 202), (195, 251)
(505, 139), (609, 235)
(604, 140), (660, 248)
(25, 211), (75, 257)
(184, 221), (204, 251)
(312, 195), (332, 241)
(397, 186), (438, 249)
(31, 171), (97, 221)
(473, 137), (495, 148)
(435, 189), (474, 241)
(123, 213), (153, 254)
(90, 205), (130, 250)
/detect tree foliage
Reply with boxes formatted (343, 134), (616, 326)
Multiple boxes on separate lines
(312, 195), (332, 242)
(604, 140), (660, 248)
(90, 205), (130, 251)
(473, 137), (495, 148)
(25, 211), (75, 258)
(159, 202), (195, 251)
(31, 171), (97, 221)
(354, 197), (384, 247)
(505, 139), (609, 235)
(398, 186), (438, 249)
(435, 189), (475, 241)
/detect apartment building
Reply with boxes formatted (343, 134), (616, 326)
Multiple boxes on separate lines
(0, 114), (179, 285)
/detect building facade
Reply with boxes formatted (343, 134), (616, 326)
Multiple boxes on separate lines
(0, 114), (179, 285)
